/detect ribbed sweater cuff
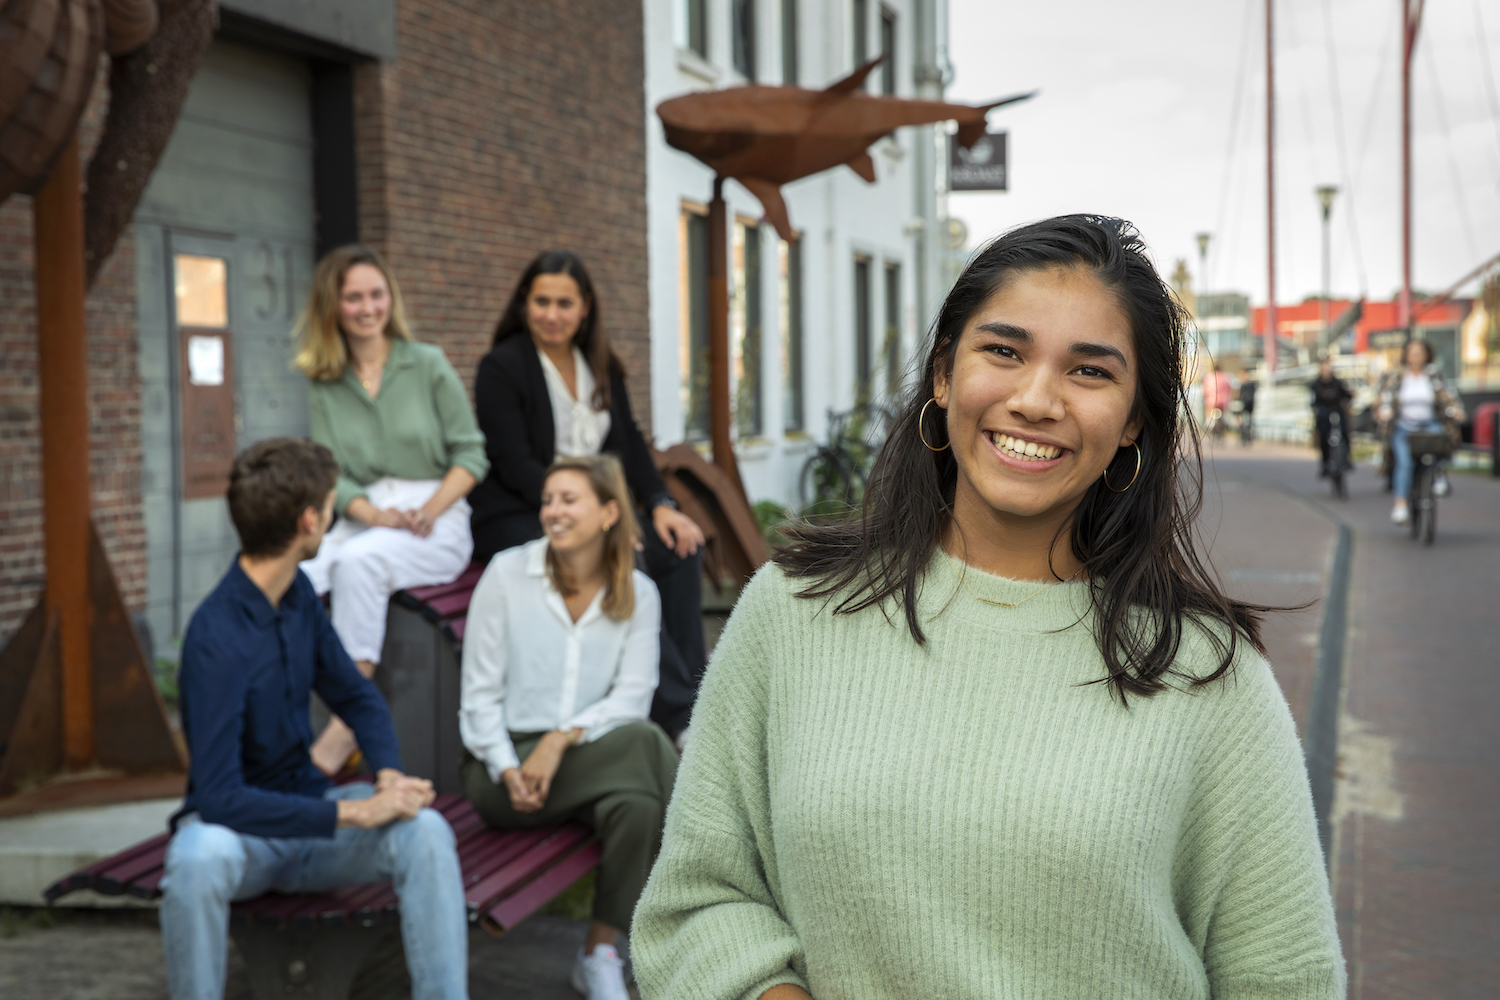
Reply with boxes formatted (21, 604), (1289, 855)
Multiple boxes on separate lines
(742, 971), (809, 1000)
(1211, 966), (1346, 999)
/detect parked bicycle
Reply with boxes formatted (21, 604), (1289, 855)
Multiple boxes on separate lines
(798, 403), (897, 516)
(1405, 430), (1452, 546)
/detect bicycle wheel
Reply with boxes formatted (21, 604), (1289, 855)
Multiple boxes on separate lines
(1420, 501), (1436, 545)
(799, 447), (856, 516)
(1408, 472), (1422, 539)
(1330, 438), (1348, 499)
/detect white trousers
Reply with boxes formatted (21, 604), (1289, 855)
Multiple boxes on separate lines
(300, 477), (473, 664)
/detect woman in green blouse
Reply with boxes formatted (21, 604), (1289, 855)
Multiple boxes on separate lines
(294, 245), (489, 775)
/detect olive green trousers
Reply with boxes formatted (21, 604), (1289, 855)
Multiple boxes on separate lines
(462, 721), (678, 931)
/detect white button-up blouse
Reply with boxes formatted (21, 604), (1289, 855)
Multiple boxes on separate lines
(538, 347), (612, 459)
(459, 538), (661, 782)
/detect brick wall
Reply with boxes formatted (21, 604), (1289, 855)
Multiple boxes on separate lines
(1, 1), (650, 645)
(356, 0), (652, 427)
(0, 66), (146, 645)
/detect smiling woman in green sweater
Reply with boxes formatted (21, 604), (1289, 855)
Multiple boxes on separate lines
(632, 216), (1344, 1000)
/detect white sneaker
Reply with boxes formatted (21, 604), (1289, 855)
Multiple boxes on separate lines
(1391, 501), (1409, 525)
(571, 945), (630, 1000)
(1434, 471), (1451, 497)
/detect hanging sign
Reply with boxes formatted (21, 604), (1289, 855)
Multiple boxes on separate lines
(949, 130), (1008, 191)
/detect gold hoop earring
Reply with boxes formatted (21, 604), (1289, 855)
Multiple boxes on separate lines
(919, 398), (950, 452)
(1103, 442), (1142, 493)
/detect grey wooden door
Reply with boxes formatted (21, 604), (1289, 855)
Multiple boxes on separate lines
(134, 40), (317, 644)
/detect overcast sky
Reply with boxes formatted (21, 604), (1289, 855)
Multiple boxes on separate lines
(945, 0), (1500, 306)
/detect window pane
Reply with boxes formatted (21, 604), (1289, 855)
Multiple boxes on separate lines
(885, 263), (902, 396)
(175, 254), (228, 328)
(733, 0), (757, 81)
(781, 0), (799, 84)
(880, 10), (896, 95)
(681, 211), (711, 439)
(852, 0), (868, 68)
(733, 222), (764, 435)
(854, 257), (872, 399)
(781, 237), (804, 432)
(686, 0), (708, 57)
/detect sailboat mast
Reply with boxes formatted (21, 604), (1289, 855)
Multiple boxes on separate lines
(1400, 0), (1424, 331)
(1265, 0), (1278, 373)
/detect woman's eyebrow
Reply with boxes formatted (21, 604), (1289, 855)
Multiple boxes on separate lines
(975, 321), (1031, 342)
(1070, 342), (1129, 370)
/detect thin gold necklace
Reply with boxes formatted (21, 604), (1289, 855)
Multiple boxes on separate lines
(354, 352), (387, 393)
(958, 567), (1080, 608)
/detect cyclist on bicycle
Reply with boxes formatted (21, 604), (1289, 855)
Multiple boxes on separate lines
(1237, 376), (1257, 447)
(1309, 358), (1352, 479)
(1376, 339), (1465, 525)
(1202, 363), (1233, 440)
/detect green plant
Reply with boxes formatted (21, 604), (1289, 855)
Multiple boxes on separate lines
(154, 656), (180, 710)
(753, 500), (792, 548)
(0, 906), (64, 938)
(537, 870), (596, 922)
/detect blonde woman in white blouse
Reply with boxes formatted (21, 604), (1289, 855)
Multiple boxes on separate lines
(460, 454), (678, 1000)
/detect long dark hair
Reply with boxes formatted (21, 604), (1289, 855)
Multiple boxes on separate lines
(492, 250), (620, 410)
(775, 215), (1268, 701)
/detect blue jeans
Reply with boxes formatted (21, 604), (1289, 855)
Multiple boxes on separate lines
(159, 784), (468, 1000)
(1392, 420), (1445, 500)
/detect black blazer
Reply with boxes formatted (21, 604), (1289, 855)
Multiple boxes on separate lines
(469, 333), (671, 548)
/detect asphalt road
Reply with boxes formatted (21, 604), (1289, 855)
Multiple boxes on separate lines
(1204, 441), (1500, 999)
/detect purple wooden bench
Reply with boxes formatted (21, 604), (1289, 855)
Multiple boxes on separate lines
(45, 567), (603, 999)
(46, 794), (600, 998)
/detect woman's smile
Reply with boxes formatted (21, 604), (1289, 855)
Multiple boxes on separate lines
(984, 430), (1067, 465)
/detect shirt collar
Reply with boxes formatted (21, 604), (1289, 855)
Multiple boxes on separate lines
(523, 538), (607, 628)
(341, 336), (416, 397)
(524, 537), (549, 576)
(386, 336), (416, 369)
(225, 556), (304, 627)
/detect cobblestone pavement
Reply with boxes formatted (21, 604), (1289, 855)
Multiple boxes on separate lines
(0, 909), (623, 1000)
(1206, 441), (1500, 998)
(2, 445), (1492, 997)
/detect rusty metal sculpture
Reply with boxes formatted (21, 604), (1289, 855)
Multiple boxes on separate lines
(0, 0), (190, 815)
(0, 0), (105, 201)
(658, 59), (1032, 241)
(654, 58), (1032, 504)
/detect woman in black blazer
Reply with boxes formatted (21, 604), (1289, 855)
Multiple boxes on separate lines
(470, 250), (707, 738)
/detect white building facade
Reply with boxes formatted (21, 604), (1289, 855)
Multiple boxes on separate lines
(642, 0), (951, 508)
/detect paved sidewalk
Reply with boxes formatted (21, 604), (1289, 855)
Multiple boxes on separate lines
(1205, 441), (1500, 998)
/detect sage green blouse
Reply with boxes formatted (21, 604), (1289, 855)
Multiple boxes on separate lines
(306, 337), (489, 516)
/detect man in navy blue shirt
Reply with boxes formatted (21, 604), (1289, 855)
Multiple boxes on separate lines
(159, 438), (468, 1000)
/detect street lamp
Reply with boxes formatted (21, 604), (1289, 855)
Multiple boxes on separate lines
(1195, 232), (1211, 298)
(1316, 185), (1338, 356)
(1195, 232), (1211, 354)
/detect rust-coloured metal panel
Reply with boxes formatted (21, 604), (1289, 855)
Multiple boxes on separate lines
(88, 523), (187, 775)
(0, 609), (63, 797)
(178, 325), (237, 499)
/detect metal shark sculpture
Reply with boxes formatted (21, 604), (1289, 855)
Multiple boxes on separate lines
(657, 58), (1035, 239)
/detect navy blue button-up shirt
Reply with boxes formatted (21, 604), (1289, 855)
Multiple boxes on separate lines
(174, 560), (401, 839)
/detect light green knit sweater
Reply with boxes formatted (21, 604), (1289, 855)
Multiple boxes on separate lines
(632, 551), (1345, 1000)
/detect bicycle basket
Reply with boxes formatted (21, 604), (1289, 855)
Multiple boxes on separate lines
(1405, 432), (1453, 459)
